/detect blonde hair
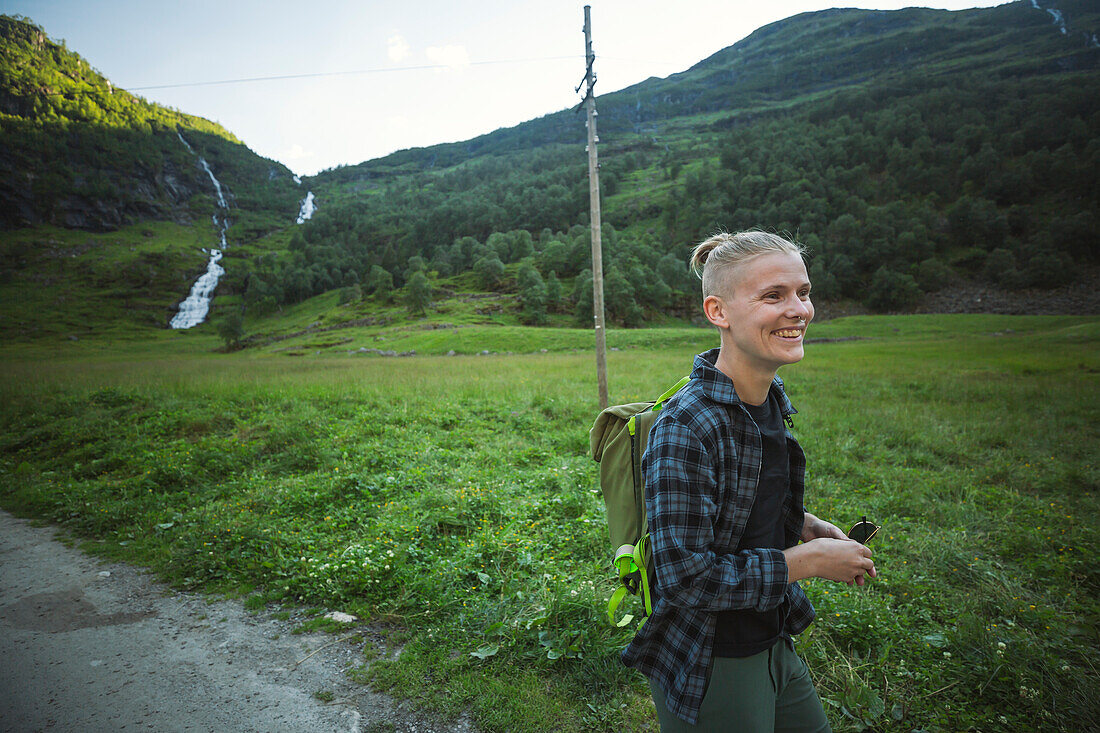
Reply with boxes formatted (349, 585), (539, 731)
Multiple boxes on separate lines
(689, 230), (805, 299)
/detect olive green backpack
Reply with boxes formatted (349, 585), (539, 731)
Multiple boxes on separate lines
(589, 377), (690, 626)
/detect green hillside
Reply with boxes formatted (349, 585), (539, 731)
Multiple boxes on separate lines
(281, 0), (1099, 327)
(1, 2), (1098, 343)
(0, 14), (301, 235)
(0, 14), (312, 336)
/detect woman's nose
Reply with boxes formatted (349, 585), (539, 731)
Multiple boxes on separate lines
(788, 297), (811, 319)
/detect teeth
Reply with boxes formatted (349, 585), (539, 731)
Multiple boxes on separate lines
(775, 330), (801, 338)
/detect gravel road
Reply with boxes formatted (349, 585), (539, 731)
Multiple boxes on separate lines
(0, 510), (476, 732)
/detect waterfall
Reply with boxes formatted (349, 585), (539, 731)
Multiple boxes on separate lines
(176, 131), (194, 154)
(198, 158), (228, 209)
(172, 131), (230, 329)
(169, 250), (226, 329)
(296, 191), (316, 224)
(1028, 1), (1070, 37)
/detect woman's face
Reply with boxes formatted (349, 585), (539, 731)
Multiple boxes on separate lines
(708, 251), (814, 378)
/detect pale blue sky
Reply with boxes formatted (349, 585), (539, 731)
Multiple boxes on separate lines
(2, 0), (1008, 175)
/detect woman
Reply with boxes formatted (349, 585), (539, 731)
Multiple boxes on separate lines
(623, 231), (876, 732)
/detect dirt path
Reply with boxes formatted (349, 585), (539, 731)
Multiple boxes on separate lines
(0, 511), (475, 732)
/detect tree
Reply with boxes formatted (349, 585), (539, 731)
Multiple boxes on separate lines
(604, 266), (643, 327)
(405, 271), (432, 315)
(913, 257), (952, 292)
(367, 265), (393, 302)
(574, 269), (593, 325)
(338, 283), (362, 304)
(509, 230), (534, 261)
(537, 240), (572, 276)
(515, 260), (542, 292)
(516, 262), (547, 325)
(216, 312), (244, 350)
(982, 248), (1018, 286)
(866, 266), (922, 312)
(474, 256), (505, 289)
(808, 260), (840, 301)
(545, 271), (562, 312)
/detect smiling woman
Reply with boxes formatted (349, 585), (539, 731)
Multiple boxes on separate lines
(695, 235), (815, 405)
(625, 230), (875, 732)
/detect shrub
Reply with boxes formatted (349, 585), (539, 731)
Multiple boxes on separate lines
(866, 266), (922, 312)
(913, 257), (952, 292)
(405, 272), (432, 315)
(474, 256), (505, 290)
(215, 312), (244, 349)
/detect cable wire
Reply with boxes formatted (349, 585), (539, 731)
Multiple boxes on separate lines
(126, 55), (583, 92)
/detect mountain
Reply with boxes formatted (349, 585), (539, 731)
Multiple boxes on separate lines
(289, 0), (1098, 323)
(316, 1), (1099, 179)
(0, 14), (301, 235)
(1, 1), (1098, 341)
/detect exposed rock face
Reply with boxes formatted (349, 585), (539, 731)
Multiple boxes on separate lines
(918, 270), (1100, 316)
(0, 143), (208, 232)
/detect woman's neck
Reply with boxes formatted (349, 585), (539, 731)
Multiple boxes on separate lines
(713, 346), (775, 406)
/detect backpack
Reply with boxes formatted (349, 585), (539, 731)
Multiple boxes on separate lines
(589, 376), (690, 627)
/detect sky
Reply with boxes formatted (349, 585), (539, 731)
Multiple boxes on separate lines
(2, 0), (1009, 176)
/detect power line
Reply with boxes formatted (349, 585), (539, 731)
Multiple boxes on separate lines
(36, 53), (681, 99)
(125, 55), (582, 92)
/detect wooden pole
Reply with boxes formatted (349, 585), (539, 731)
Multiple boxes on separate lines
(582, 4), (608, 409)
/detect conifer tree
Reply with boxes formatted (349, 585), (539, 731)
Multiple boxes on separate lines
(405, 271), (432, 315)
(545, 271), (562, 312)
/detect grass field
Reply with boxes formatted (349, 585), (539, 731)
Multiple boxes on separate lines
(1, 314), (1098, 732)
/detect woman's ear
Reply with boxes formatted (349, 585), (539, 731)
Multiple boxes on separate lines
(703, 294), (730, 330)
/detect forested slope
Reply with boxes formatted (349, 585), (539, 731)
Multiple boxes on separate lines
(0, 14), (300, 237)
(266, 0), (1098, 322)
(2, 1), (1098, 336)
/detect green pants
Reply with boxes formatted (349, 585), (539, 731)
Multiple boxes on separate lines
(649, 639), (831, 732)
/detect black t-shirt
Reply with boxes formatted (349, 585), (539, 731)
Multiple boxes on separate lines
(712, 390), (790, 658)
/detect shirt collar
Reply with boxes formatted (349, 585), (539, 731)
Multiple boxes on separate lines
(691, 348), (797, 415)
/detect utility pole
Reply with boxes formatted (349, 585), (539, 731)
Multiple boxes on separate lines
(579, 4), (608, 409)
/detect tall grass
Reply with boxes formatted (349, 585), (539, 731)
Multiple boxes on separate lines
(1, 314), (1097, 731)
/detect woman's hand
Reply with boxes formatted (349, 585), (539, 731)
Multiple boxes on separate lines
(784, 537), (877, 586)
(801, 512), (847, 542)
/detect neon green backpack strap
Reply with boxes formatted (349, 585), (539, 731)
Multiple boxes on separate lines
(654, 376), (690, 411)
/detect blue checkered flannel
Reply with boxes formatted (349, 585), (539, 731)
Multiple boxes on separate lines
(622, 348), (816, 725)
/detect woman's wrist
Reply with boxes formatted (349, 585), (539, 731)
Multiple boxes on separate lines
(801, 512), (821, 542)
(783, 541), (819, 583)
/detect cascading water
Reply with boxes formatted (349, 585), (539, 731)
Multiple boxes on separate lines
(199, 158), (229, 209)
(296, 191), (316, 224)
(171, 132), (230, 329)
(176, 130), (194, 154)
(1027, 0), (1098, 46)
(169, 251), (226, 330)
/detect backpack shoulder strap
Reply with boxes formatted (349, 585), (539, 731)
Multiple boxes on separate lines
(654, 376), (690, 411)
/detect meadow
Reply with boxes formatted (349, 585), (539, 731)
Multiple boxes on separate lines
(1, 314), (1097, 732)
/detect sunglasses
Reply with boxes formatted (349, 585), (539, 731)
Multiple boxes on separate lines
(847, 515), (880, 544)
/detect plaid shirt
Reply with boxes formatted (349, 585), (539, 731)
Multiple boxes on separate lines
(622, 348), (815, 725)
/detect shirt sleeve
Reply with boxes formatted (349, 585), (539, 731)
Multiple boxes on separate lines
(645, 411), (790, 613)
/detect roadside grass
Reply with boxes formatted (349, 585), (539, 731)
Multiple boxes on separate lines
(0, 314), (1097, 731)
